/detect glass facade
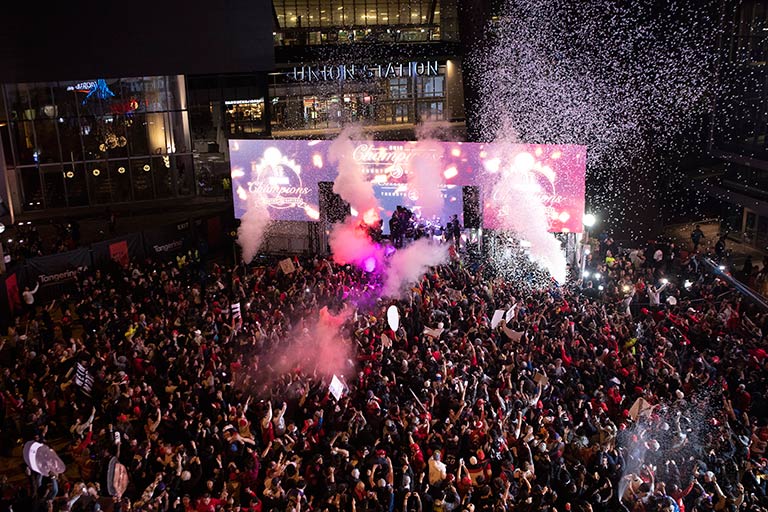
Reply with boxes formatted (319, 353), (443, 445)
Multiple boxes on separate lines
(0, 76), (194, 212)
(269, 62), (448, 133)
(272, 0), (458, 45)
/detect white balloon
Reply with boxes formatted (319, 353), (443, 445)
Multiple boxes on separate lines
(387, 305), (400, 332)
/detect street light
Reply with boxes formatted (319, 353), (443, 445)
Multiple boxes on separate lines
(583, 213), (596, 243)
(580, 213), (597, 280)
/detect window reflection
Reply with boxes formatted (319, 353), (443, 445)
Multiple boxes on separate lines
(2, 75), (194, 212)
(42, 166), (67, 208)
(131, 158), (154, 200)
(109, 160), (132, 203)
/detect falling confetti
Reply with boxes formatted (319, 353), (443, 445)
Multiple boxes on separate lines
(470, 0), (720, 240)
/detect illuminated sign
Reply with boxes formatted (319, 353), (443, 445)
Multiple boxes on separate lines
(66, 81), (97, 92)
(245, 147), (312, 212)
(224, 99), (264, 105)
(289, 61), (439, 82)
(230, 140), (587, 233)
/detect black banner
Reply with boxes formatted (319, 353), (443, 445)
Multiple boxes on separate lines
(23, 247), (92, 303)
(92, 233), (145, 267)
(143, 221), (192, 259)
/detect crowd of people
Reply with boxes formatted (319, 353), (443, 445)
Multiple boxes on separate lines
(0, 229), (767, 512)
(4, 220), (84, 263)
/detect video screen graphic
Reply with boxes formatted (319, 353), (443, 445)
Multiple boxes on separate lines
(230, 140), (586, 232)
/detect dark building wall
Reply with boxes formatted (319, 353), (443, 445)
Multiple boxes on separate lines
(0, 1), (275, 84)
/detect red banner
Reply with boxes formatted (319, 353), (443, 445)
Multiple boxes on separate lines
(109, 240), (130, 267)
(6, 273), (20, 313)
(207, 216), (222, 248)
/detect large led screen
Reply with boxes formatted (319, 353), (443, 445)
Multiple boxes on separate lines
(230, 139), (586, 233)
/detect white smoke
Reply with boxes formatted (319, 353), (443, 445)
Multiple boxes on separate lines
(237, 195), (270, 264)
(328, 126), (379, 223)
(486, 148), (567, 284)
(383, 239), (449, 297)
(406, 139), (445, 220)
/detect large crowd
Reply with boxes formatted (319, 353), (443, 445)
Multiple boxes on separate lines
(1, 231), (768, 512)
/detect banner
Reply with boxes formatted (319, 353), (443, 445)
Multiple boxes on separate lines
(230, 139), (587, 233)
(143, 221), (191, 259)
(491, 309), (505, 329)
(92, 233), (144, 267)
(23, 248), (91, 303)
(73, 362), (94, 397)
(109, 241), (130, 267)
(207, 216), (223, 249)
(5, 272), (20, 314)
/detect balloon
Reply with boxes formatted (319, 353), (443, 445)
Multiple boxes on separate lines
(387, 305), (400, 331)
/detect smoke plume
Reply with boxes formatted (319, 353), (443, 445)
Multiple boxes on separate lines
(383, 239), (449, 297)
(237, 195), (270, 264)
(329, 126), (379, 223)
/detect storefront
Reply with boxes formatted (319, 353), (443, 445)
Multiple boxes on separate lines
(224, 99), (266, 135)
(0, 76), (195, 214)
(268, 58), (464, 135)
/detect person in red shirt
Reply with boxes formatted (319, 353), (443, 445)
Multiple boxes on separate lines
(196, 493), (225, 512)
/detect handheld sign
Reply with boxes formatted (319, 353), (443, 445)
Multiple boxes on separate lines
(329, 375), (345, 401)
(279, 258), (296, 274)
(107, 456), (129, 497)
(23, 441), (65, 476)
(491, 310), (505, 329)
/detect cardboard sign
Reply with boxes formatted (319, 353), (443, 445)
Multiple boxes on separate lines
(534, 372), (549, 387)
(501, 323), (524, 342)
(446, 287), (463, 301)
(628, 397), (654, 421)
(279, 258), (296, 274)
(424, 327), (444, 339)
(329, 375), (345, 401)
(491, 310), (506, 329)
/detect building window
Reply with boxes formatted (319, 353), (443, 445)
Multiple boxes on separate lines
(389, 78), (409, 99)
(418, 76), (444, 98)
(272, 0), (445, 45)
(225, 98), (265, 135)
